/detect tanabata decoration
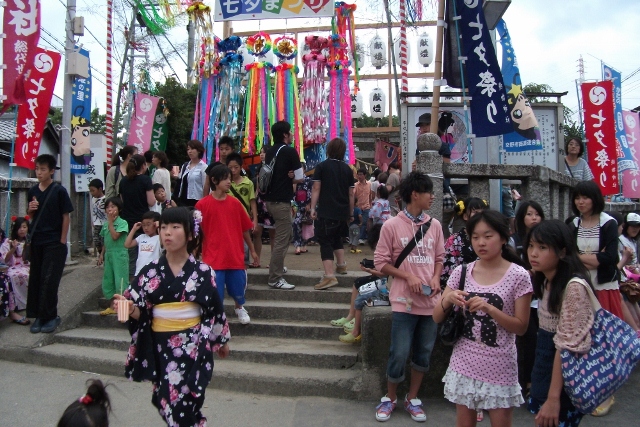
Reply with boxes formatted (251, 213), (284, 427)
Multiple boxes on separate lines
(136, 0), (171, 34)
(192, 35), (222, 160)
(273, 37), (303, 160)
(327, 1), (357, 164)
(208, 36), (244, 161)
(300, 35), (329, 145)
(243, 32), (275, 155)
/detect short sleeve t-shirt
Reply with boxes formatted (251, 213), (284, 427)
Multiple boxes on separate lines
(312, 159), (355, 221)
(386, 172), (401, 210)
(100, 216), (129, 253)
(134, 234), (162, 275)
(119, 174), (153, 229)
(91, 196), (106, 226)
(447, 261), (533, 385)
(195, 195), (254, 270)
(28, 182), (74, 245)
(263, 144), (302, 203)
(354, 181), (371, 210)
(230, 176), (256, 215)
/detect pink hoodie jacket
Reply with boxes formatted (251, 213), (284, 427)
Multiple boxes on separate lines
(374, 211), (445, 316)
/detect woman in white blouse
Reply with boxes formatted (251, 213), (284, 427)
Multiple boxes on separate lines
(175, 140), (207, 207)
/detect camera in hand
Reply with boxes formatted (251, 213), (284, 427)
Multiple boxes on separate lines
(360, 258), (375, 269)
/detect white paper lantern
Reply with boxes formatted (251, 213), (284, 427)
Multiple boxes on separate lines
(417, 32), (433, 67)
(351, 37), (365, 70)
(351, 90), (363, 117)
(369, 87), (386, 119)
(394, 38), (411, 68)
(369, 35), (387, 69)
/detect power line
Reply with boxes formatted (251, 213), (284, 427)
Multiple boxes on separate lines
(41, 26), (109, 81)
(151, 33), (182, 85)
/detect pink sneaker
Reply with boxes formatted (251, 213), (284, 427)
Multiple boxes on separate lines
(404, 395), (426, 422)
(375, 396), (397, 422)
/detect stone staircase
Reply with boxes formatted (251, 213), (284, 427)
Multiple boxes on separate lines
(28, 270), (366, 398)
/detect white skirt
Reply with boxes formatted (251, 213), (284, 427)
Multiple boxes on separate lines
(442, 368), (524, 410)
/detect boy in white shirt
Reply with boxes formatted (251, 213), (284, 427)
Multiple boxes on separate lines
(88, 179), (107, 256)
(125, 211), (162, 275)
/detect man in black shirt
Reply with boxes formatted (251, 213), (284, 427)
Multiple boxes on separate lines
(26, 154), (74, 334)
(263, 121), (303, 289)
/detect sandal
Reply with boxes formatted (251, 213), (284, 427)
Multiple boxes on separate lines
(300, 249), (308, 253)
(295, 249), (301, 255)
(330, 317), (350, 327)
(591, 396), (615, 417)
(343, 319), (355, 332)
(476, 410), (484, 422)
(11, 316), (31, 326)
(248, 264), (261, 268)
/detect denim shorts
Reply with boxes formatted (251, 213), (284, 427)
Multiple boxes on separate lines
(355, 289), (381, 310)
(386, 312), (438, 383)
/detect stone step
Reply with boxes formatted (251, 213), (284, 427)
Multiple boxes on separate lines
(81, 312), (349, 341)
(29, 344), (362, 399)
(245, 284), (352, 304)
(53, 328), (360, 370)
(247, 269), (362, 288)
(223, 300), (349, 322)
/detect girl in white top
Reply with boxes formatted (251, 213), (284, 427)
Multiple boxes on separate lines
(151, 151), (172, 198)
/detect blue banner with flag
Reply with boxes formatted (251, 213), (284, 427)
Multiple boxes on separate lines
(70, 48), (92, 174)
(453, 0), (512, 138)
(602, 63), (635, 171)
(496, 20), (542, 152)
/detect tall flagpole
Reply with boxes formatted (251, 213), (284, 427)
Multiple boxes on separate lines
(430, 0), (446, 134)
(105, 0), (114, 164)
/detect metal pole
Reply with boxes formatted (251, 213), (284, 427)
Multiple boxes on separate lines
(5, 106), (19, 233)
(61, 0), (76, 259)
(105, 0), (114, 164)
(113, 12), (136, 149)
(122, 15), (136, 146)
(186, 21), (195, 88)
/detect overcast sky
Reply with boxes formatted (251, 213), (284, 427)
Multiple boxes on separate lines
(26, 0), (640, 122)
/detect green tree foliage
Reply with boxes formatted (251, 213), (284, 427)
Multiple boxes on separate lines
(523, 82), (582, 143)
(90, 108), (107, 134)
(48, 107), (63, 126)
(154, 77), (198, 166)
(353, 114), (400, 128)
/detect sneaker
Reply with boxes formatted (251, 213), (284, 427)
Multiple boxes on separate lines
(268, 278), (295, 290)
(336, 264), (348, 275)
(359, 239), (367, 245)
(314, 276), (339, 290)
(339, 332), (361, 343)
(40, 316), (61, 334)
(30, 318), (42, 334)
(404, 395), (426, 422)
(235, 307), (251, 324)
(375, 396), (397, 422)
(100, 307), (116, 316)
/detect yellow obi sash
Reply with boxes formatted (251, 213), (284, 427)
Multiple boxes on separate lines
(152, 302), (202, 332)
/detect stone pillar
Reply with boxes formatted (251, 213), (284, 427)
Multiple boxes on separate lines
(416, 151), (443, 223)
(469, 179), (490, 205)
(524, 167), (550, 217)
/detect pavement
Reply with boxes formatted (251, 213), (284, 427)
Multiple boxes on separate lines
(0, 360), (638, 427)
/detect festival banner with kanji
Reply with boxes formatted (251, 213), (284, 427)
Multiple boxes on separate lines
(70, 48), (92, 174)
(2, 0), (41, 107)
(14, 47), (60, 169)
(215, 0), (335, 21)
(127, 93), (160, 153)
(622, 111), (640, 198)
(496, 20), (542, 152)
(150, 101), (169, 152)
(602, 63), (635, 171)
(453, 0), (512, 137)
(581, 80), (618, 195)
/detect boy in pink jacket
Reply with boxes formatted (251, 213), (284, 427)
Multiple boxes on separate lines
(373, 172), (445, 423)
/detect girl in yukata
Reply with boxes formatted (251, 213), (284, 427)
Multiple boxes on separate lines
(0, 216), (31, 325)
(433, 210), (533, 427)
(112, 207), (230, 427)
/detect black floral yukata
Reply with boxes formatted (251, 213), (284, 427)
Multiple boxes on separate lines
(440, 227), (477, 288)
(124, 255), (230, 427)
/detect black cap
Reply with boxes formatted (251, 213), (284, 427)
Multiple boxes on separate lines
(415, 113), (432, 127)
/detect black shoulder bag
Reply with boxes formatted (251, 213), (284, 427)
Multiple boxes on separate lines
(229, 185), (251, 214)
(23, 183), (58, 262)
(439, 264), (466, 346)
(393, 219), (433, 269)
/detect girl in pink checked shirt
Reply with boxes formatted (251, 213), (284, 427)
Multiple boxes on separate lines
(433, 210), (533, 427)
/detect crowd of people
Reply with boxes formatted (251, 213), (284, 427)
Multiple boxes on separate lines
(4, 120), (640, 427)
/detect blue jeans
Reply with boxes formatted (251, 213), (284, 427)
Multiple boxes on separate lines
(359, 209), (370, 240)
(386, 312), (438, 383)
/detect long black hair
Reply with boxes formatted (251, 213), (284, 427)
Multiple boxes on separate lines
(10, 217), (30, 241)
(523, 220), (593, 315)
(57, 380), (111, 427)
(466, 210), (524, 267)
(514, 200), (545, 243)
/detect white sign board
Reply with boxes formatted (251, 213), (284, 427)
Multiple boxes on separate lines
(74, 134), (106, 192)
(214, 0), (335, 21)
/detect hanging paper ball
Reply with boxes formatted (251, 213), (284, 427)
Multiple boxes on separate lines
(370, 87), (386, 119)
(273, 36), (298, 60)
(351, 90), (363, 117)
(369, 35), (387, 69)
(417, 32), (433, 67)
(394, 38), (411, 67)
(246, 32), (272, 57)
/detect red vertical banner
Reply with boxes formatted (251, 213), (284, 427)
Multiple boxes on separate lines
(622, 111), (640, 198)
(581, 81), (619, 195)
(127, 93), (160, 153)
(14, 47), (61, 169)
(2, 0), (41, 106)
